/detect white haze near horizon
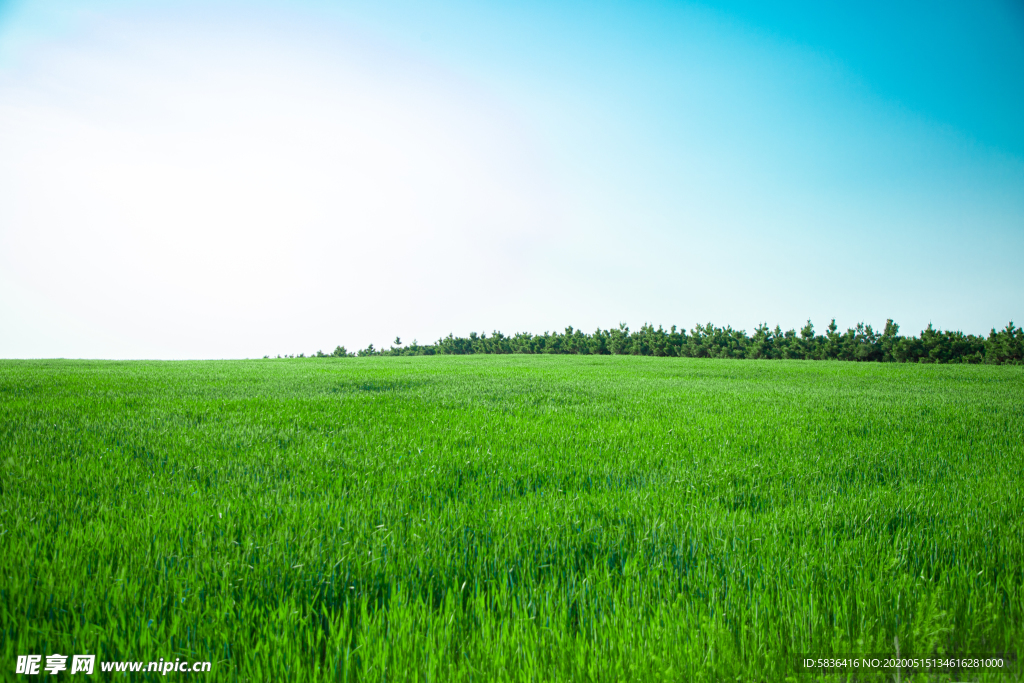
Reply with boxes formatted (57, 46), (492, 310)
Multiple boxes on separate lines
(1, 4), (1022, 359)
(1, 13), (565, 358)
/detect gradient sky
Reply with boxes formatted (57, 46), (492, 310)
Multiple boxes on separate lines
(1, 0), (1022, 359)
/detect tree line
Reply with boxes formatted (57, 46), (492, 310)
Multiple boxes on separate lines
(284, 320), (1023, 365)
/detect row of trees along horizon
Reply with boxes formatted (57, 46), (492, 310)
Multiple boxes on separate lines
(275, 320), (1023, 365)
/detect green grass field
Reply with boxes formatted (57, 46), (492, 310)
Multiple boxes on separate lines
(2, 357), (1022, 681)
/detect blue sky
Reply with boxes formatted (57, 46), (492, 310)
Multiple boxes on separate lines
(1, 0), (1021, 358)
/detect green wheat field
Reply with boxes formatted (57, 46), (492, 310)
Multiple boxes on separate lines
(2, 356), (1022, 681)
